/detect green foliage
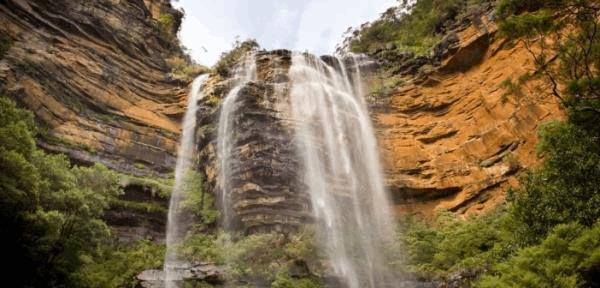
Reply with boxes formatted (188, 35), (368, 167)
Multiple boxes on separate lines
(367, 74), (405, 97)
(496, 0), (564, 19)
(497, 0), (600, 129)
(271, 273), (323, 288)
(119, 173), (174, 198)
(397, 209), (516, 278)
(180, 228), (322, 285)
(214, 39), (259, 77)
(347, 0), (489, 55)
(158, 13), (176, 33)
(165, 55), (211, 82)
(73, 240), (165, 288)
(284, 228), (321, 264)
(498, 73), (535, 103)
(180, 170), (219, 226)
(179, 232), (225, 264)
(498, 9), (556, 39)
(109, 198), (167, 214)
(477, 221), (600, 287)
(0, 96), (123, 287)
(508, 121), (600, 244)
(224, 233), (287, 281)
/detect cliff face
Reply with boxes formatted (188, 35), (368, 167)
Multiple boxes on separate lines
(195, 11), (563, 231)
(196, 51), (311, 234)
(0, 0), (564, 236)
(0, 0), (186, 176)
(369, 12), (562, 216)
(0, 0), (190, 241)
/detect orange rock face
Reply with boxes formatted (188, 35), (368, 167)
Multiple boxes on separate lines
(0, 0), (187, 176)
(371, 16), (563, 217)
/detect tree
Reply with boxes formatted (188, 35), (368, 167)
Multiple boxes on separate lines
(508, 121), (600, 244)
(478, 221), (600, 288)
(0, 96), (122, 287)
(498, 0), (600, 133)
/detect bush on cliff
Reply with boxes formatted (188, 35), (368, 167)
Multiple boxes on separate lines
(214, 39), (259, 77)
(345, 0), (491, 55)
(498, 0), (600, 134)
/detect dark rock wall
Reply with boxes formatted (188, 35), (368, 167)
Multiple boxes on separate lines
(197, 51), (311, 234)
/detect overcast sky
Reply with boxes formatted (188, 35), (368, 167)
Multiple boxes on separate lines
(172, 0), (397, 66)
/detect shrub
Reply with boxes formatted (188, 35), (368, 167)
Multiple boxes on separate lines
(397, 209), (516, 278)
(214, 39), (259, 77)
(271, 273), (323, 288)
(180, 170), (219, 226)
(345, 0), (490, 56)
(179, 232), (225, 264)
(497, 0), (600, 133)
(508, 121), (600, 244)
(158, 13), (176, 34)
(165, 56), (211, 82)
(73, 240), (165, 288)
(477, 221), (600, 287)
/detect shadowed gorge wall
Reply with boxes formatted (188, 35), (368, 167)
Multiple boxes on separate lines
(0, 0), (191, 241)
(197, 51), (311, 234)
(0, 0), (187, 176)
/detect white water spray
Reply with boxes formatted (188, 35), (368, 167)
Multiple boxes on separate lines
(289, 53), (396, 288)
(164, 74), (209, 288)
(217, 53), (257, 230)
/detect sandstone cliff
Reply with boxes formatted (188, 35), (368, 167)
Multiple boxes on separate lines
(368, 11), (562, 216)
(0, 0), (186, 176)
(194, 10), (563, 232)
(195, 51), (312, 234)
(0, 0), (564, 236)
(0, 0), (192, 241)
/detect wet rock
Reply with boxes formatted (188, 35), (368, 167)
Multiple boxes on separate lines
(197, 51), (311, 234)
(136, 262), (224, 288)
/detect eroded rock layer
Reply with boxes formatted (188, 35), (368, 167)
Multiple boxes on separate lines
(0, 0), (187, 176)
(197, 51), (311, 234)
(196, 13), (563, 229)
(370, 13), (563, 216)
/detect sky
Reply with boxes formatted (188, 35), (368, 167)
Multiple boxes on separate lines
(172, 0), (397, 66)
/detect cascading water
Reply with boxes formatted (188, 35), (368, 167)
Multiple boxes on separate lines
(217, 52), (257, 230)
(164, 74), (209, 288)
(289, 53), (396, 288)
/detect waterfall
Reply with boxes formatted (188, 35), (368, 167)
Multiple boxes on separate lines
(289, 53), (396, 288)
(217, 52), (257, 230)
(164, 74), (209, 288)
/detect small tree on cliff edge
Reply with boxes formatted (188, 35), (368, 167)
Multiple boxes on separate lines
(498, 0), (600, 134)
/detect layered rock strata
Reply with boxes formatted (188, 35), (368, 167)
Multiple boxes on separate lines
(369, 11), (563, 216)
(197, 51), (312, 234)
(0, 0), (187, 176)
(0, 0), (189, 240)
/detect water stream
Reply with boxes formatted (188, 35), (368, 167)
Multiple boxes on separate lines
(289, 53), (396, 288)
(216, 52), (257, 230)
(170, 51), (395, 288)
(164, 74), (209, 288)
